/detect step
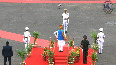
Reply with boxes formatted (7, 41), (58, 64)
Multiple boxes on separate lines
(55, 54), (67, 57)
(55, 57), (67, 60)
(55, 60), (67, 63)
(55, 62), (67, 65)
(55, 63), (68, 65)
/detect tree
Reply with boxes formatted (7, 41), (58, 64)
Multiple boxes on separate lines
(90, 31), (97, 44)
(33, 31), (40, 45)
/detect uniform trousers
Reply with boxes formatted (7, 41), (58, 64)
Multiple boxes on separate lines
(83, 50), (88, 64)
(4, 56), (11, 65)
(63, 20), (68, 32)
(98, 40), (103, 53)
(25, 43), (28, 51)
(23, 37), (30, 51)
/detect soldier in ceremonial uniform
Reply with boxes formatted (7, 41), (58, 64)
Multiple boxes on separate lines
(80, 35), (90, 64)
(97, 28), (105, 54)
(62, 9), (69, 33)
(23, 27), (31, 51)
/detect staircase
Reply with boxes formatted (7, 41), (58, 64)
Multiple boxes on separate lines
(54, 47), (68, 65)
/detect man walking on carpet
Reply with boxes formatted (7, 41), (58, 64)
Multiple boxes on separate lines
(80, 35), (90, 64)
(2, 41), (13, 65)
(54, 25), (67, 52)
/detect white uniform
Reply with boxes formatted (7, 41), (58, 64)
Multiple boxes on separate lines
(23, 31), (31, 51)
(97, 32), (105, 54)
(62, 13), (69, 33)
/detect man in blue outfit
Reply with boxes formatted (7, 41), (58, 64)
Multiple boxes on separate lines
(57, 25), (67, 52)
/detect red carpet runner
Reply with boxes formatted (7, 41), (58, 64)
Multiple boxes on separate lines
(0, 30), (95, 64)
(0, 30), (50, 47)
(25, 47), (49, 65)
(54, 47), (67, 65)
(25, 47), (94, 65)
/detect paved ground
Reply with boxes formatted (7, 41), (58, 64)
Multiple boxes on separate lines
(0, 3), (116, 65)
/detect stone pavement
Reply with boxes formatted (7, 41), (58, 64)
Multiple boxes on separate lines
(0, 3), (116, 65)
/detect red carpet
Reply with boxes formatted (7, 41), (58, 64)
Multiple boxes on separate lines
(0, 30), (96, 65)
(25, 46), (95, 65)
(25, 47), (49, 65)
(54, 47), (67, 65)
(0, 0), (116, 3)
(74, 48), (93, 65)
(0, 30), (50, 47)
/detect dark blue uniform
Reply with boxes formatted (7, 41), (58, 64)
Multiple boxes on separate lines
(2, 45), (13, 65)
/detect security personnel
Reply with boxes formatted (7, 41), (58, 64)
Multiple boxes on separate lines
(97, 28), (105, 54)
(62, 9), (69, 33)
(57, 25), (67, 52)
(23, 27), (31, 51)
(2, 41), (13, 65)
(80, 35), (90, 64)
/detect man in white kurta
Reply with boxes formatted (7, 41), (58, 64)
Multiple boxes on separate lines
(97, 28), (105, 54)
(23, 27), (31, 51)
(62, 9), (69, 34)
(54, 25), (66, 52)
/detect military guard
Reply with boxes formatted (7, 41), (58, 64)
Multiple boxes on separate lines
(62, 9), (69, 34)
(97, 28), (105, 54)
(23, 27), (31, 51)
(80, 35), (90, 64)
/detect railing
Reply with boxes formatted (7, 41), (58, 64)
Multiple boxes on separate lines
(67, 36), (69, 65)
(54, 36), (57, 52)
(52, 31), (72, 65)
(67, 37), (75, 65)
(49, 37), (56, 52)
